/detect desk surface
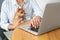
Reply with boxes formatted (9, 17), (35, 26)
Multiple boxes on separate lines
(10, 22), (60, 40)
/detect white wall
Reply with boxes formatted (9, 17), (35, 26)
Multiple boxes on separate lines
(0, 0), (4, 12)
(0, 0), (4, 26)
(35, 0), (60, 12)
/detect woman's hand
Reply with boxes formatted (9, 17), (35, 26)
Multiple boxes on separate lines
(29, 16), (41, 29)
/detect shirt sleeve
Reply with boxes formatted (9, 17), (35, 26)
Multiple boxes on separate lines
(30, 0), (44, 18)
(1, 1), (10, 31)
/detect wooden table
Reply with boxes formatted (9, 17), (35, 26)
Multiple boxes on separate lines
(10, 23), (60, 40)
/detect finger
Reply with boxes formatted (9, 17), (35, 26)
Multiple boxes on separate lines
(29, 21), (32, 27)
(36, 20), (39, 28)
(38, 18), (41, 23)
(31, 20), (34, 28)
(33, 19), (37, 28)
(18, 18), (23, 23)
(36, 18), (41, 28)
(20, 20), (25, 24)
(37, 19), (41, 26)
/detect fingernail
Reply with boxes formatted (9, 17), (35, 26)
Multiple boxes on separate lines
(35, 26), (36, 29)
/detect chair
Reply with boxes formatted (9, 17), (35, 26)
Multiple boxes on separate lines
(0, 0), (8, 40)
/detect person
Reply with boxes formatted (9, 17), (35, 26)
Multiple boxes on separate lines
(0, 27), (8, 40)
(1, 0), (43, 31)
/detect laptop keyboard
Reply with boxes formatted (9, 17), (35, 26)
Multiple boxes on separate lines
(19, 24), (39, 32)
(30, 27), (39, 32)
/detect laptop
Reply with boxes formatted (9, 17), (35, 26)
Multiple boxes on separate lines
(18, 2), (60, 35)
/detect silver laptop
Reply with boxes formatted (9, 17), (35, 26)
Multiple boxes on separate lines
(18, 2), (60, 35)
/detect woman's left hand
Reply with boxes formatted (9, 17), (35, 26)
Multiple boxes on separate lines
(29, 16), (41, 28)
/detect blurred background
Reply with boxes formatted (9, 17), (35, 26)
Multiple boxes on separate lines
(0, 0), (4, 25)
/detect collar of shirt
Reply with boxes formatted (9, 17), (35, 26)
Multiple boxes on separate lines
(12, 0), (29, 7)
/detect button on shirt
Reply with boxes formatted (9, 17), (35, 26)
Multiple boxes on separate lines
(1, 0), (43, 31)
